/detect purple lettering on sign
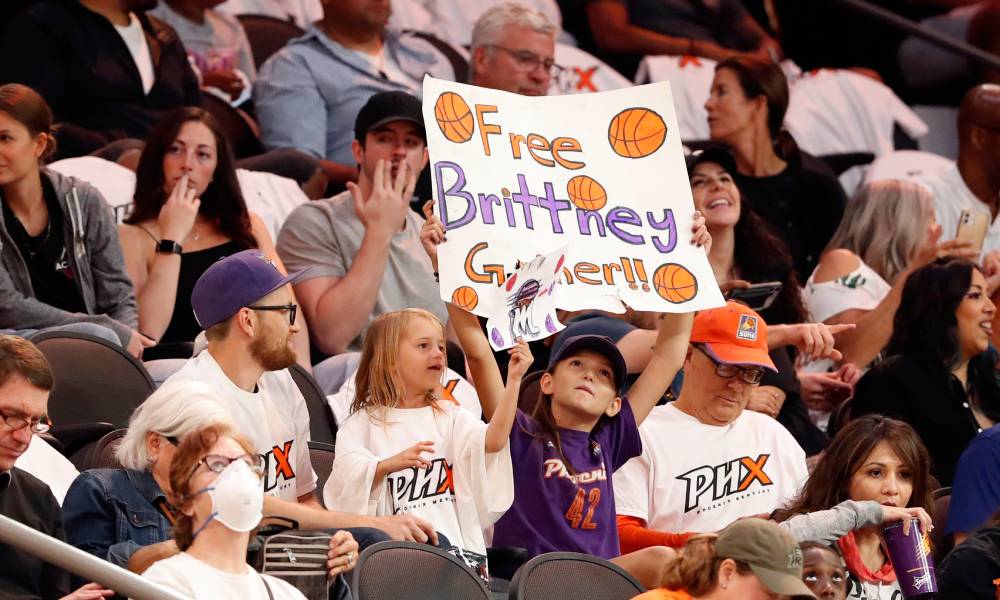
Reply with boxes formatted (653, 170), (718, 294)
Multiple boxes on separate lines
(606, 207), (644, 245)
(434, 162), (475, 229)
(648, 209), (677, 253)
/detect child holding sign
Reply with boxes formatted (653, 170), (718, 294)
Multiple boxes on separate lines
(420, 200), (711, 587)
(323, 307), (529, 580)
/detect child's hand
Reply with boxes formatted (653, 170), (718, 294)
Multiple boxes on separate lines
(420, 200), (446, 272)
(690, 210), (711, 254)
(380, 441), (435, 474)
(507, 338), (533, 381)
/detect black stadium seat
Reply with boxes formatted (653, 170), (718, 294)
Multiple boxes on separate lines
(307, 440), (335, 507)
(352, 541), (489, 600)
(289, 363), (338, 444)
(236, 14), (305, 69)
(509, 552), (643, 600)
(199, 93), (264, 159)
(31, 331), (154, 430)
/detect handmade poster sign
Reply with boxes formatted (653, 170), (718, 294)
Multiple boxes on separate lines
(483, 247), (568, 350)
(423, 76), (724, 323)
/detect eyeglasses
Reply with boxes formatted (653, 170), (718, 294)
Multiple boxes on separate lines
(248, 303), (297, 326)
(693, 344), (765, 385)
(188, 453), (265, 480)
(488, 45), (562, 77)
(0, 408), (51, 434)
(161, 433), (180, 446)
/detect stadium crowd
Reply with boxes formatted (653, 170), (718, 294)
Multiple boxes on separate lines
(0, 0), (999, 599)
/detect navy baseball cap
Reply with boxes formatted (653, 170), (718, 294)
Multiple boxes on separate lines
(685, 145), (737, 177)
(354, 91), (425, 142)
(191, 250), (309, 329)
(548, 335), (628, 392)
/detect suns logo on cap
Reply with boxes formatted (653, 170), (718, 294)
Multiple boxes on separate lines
(736, 314), (758, 341)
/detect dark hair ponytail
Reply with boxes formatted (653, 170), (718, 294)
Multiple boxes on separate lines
(0, 83), (57, 163)
(716, 56), (800, 166)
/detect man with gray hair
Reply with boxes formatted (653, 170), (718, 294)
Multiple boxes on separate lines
(470, 2), (558, 96)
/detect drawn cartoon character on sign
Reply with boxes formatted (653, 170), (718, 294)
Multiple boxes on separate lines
(508, 277), (542, 340)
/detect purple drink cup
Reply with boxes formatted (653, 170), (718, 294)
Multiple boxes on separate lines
(882, 518), (937, 598)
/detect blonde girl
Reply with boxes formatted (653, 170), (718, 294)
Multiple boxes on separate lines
(324, 306), (530, 579)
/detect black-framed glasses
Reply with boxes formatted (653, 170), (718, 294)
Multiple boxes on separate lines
(161, 433), (180, 446)
(187, 453), (265, 480)
(693, 344), (765, 385)
(488, 45), (563, 77)
(248, 303), (297, 325)
(0, 408), (51, 434)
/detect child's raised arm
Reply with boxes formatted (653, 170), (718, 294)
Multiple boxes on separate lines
(485, 340), (531, 452)
(625, 211), (710, 426)
(421, 201), (506, 420)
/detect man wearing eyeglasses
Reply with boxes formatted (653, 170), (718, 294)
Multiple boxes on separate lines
(0, 335), (112, 599)
(165, 250), (439, 547)
(612, 302), (808, 549)
(469, 3), (559, 97)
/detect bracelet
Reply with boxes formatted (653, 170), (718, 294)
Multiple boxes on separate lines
(433, 271), (439, 282)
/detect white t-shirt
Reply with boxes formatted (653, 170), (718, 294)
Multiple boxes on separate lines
(863, 149), (953, 190)
(17, 435), (78, 505)
(166, 351), (317, 502)
(550, 44), (632, 96)
(613, 404), (807, 532)
(114, 13), (155, 94)
(917, 162), (1000, 259)
(325, 403), (513, 570)
(804, 256), (892, 324)
(141, 552), (306, 600)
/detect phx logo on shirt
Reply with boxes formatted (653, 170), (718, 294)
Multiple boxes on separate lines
(262, 439), (297, 494)
(387, 458), (456, 514)
(676, 453), (774, 513)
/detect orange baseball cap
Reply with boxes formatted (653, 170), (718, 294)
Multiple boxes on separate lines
(690, 301), (777, 371)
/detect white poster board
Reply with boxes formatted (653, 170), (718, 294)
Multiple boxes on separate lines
(423, 76), (723, 319)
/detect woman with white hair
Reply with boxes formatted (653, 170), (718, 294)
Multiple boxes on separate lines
(61, 380), (232, 574)
(804, 178), (977, 370)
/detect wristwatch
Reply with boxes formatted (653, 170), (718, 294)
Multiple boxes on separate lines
(156, 239), (183, 255)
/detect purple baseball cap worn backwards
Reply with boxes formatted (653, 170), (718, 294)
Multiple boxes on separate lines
(191, 250), (309, 329)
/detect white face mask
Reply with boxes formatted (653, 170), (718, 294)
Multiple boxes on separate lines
(191, 459), (264, 535)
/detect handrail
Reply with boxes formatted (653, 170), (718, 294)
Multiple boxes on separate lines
(0, 514), (190, 600)
(829, 0), (1000, 71)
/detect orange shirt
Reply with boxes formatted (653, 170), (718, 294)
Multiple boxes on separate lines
(632, 588), (693, 600)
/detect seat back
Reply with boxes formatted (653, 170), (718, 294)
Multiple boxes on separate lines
(307, 440), (335, 507)
(510, 552), (643, 600)
(236, 14), (305, 69)
(31, 331), (154, 431)
(199, 94), (264, 159)
(517, 370), (544, 415)
(932, 487), (952, 562)
(826, 398), (854, 440)
(85, 428), (128, 470)
(352, 541), (488, 600)
(289, 363), (338, 444)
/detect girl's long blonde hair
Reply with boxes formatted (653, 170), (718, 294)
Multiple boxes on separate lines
(351, 308), (444, 416)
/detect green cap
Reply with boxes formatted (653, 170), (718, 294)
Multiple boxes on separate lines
(716, 519), (816, 599)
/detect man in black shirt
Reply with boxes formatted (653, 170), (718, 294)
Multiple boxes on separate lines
(0, 335), (108, 599)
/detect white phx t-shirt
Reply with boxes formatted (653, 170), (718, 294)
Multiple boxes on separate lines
(326, 402), (513, 574)
(165, 351), (317, 503)
(614, 403), (807, 532)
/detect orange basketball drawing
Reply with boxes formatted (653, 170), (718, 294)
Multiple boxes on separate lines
(566, 175), (607, 211)
(653, 263), (698, 303)
(608, 107), (667, 158)
(434, 92), (475, 143)
(451, 286), (479, 311)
